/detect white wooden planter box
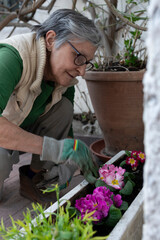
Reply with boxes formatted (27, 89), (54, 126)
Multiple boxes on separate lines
(29, 150), (144, 240)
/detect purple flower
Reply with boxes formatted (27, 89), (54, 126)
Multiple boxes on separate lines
(93, 186), (113, 199)
(113, 194), (122, 208)
(75, 186), (115, 222)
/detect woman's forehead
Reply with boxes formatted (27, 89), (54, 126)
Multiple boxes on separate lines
(69, 39), (97, 58)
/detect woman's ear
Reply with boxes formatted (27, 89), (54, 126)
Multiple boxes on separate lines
(45, 30), (56, 51)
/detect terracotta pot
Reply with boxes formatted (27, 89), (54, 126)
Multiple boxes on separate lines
(90, 139), (111, 163)
(84, 70), (145, 156)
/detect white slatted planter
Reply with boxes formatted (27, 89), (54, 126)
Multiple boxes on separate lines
(23, 150), (143, 240)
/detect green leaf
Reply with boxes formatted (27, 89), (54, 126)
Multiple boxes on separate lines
(105, 205), (122, 227)
(123, 172), (136, 187)
(126, 0), (137, 4)
(119, 201), (128, 211)
(95, 180), (116, 192)
(125, 150), (131, 156)
(119, 160), (126, 167)
(59, 231), (73, 239)
(119, 180), (133, 195)
(124, 172), (135, 179)
(67, 207), (77, 218)
(94, 62), (99, 69)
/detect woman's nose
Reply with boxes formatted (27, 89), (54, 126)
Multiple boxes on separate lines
(77, 65), (86, 76)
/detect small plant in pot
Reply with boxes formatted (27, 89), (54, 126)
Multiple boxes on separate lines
(79, 0), (149, 158)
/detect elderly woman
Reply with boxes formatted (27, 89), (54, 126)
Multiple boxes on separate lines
(0, 9), (101, 204)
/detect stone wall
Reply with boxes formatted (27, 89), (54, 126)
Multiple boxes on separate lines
(142, 0), (160, 239)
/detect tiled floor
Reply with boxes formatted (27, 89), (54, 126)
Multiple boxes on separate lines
(0, 135), (102, 232)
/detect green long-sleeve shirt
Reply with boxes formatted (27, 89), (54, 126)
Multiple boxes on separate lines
(0, 43), (75, 135)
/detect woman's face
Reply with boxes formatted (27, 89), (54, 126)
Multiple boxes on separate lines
(45, 31), (97, 86)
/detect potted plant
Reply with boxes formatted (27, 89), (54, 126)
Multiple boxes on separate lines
(0, 150), (145, 239)
(79, 0), (148, 158)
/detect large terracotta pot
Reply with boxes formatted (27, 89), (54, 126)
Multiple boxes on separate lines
(84, 70), (145, 156)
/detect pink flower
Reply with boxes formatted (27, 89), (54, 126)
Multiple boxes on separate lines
(113, 194), (122, 208)
(115, 166), (126, 175)
(104, 172), (125, 190)
(99, 164), (125, 190)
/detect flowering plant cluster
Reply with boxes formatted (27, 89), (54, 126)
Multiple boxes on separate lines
(125, 150), (145, 170)
(99, 164), (126, 190)
(74, 150), (145, 229)
(75, 186), (123, 223)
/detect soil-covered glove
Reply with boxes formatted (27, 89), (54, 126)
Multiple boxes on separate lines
(41, 136), (98, 184)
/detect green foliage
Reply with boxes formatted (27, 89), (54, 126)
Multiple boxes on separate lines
(94, 62), (99, 69)
(104, 205), (122, 227)
(124, 172), (135, 182)
(126, 0), (137, 4)
(0, 185), (107, 240)
(119, 160), (127, 167)
(124, 33), (140, 67)
(95, 179), (116, 192)
(124, 12), (147, 22)
(119, 180), (133, 195)
(125, 150), (132, 157)
(0, 203), (56, 240)
(119, 201), (128, 211)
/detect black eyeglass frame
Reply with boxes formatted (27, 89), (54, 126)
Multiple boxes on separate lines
(67, 41), (94, 71)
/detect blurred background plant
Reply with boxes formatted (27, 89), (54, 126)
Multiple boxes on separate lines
(80, 0), (148, 71)
(0, 0), (149, 69)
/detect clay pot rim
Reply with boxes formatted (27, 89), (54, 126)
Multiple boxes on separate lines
(90, 139), (111, 163)
(84, 69), (145, 82)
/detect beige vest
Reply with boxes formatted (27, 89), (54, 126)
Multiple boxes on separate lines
(0, 33), (78, 126)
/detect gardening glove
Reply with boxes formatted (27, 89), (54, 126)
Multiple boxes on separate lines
(41, 136), (99, 184)
(36, 162), (78, 190)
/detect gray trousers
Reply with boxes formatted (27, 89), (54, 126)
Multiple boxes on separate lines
(0, 97), (73, 200)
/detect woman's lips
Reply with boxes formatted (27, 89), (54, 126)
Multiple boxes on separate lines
(67, 72), (75, 78)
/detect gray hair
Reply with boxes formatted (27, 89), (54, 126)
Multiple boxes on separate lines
(32, 8), (101, 49)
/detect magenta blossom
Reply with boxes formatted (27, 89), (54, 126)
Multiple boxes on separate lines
(75, 193), (110, 221)
(99, 164), (126, 190)
(113, 194), (123, 208)
(75, 186), (122, 222)
(93, 186), (113, 207)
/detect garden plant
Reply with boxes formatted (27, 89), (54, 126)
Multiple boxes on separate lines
(0, 150), (145, 239)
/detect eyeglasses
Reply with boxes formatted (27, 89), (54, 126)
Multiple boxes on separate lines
(67, 41), (94, 71)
